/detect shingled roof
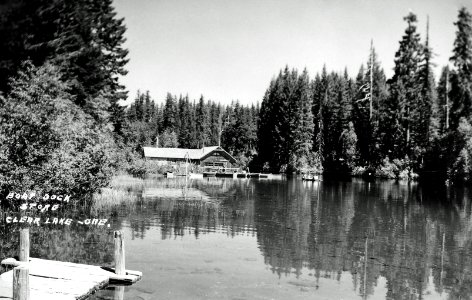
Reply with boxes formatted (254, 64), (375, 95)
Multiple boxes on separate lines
(143, 146), (220, 160)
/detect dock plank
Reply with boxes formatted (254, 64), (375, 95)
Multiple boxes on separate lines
(0, 257), (142, 299)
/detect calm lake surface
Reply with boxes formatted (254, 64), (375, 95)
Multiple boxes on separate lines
(2, 177), (472, 299)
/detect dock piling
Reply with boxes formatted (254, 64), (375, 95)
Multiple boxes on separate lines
(19, 228), (29, 262)
(13, 265), (29, 300)
(114, 231), (125, 275)
(114, 286), (125, 300)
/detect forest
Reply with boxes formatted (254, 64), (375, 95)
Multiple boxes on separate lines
(256, 10), (472, 181)
(123, 92), (259, 170)
(0, 1), (471, 197)
(124, 9), (472, 182)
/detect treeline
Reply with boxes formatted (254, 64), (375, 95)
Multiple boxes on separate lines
(0, 0), (128, 195)
(256, 9), (472, 181)
(1, 0), (471, 192)
(123, 92), (259, 166)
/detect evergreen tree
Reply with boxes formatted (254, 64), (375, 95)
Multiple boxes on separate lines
(389, 12), (422, 159)
(341, 122), (358, 169)
(177, 96), (193, 148)
(270, 67), (298, 172)
(209, 102), (222, 145)
(0, 0), (129, 133)
(415, 16), (436, 162)
(189, 100), (199, 148)
(248, 103), (259, 152)
(442, 7), (472, 181)
(449, 7), (472, 129)
(159, 129), (179, 148)
(174, 95), (184, 135)
(257, 79), (277, 171)
(315, 91), (326, 172)
(322, 72), (343, 170)
(288, 68), (314, 172)
(127, 101), (137, 122)
(435, 66), (451, 135)
(134, 91), (144, 121)
(196, 96), (211, 147)
(355, 43), (389, 167)
(156, 103), (165, 133)
(163, 93), (177, 131)
(143, 91), (152, 123)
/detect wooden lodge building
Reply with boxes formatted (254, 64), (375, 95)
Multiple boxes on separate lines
(143, 146), (237, 169)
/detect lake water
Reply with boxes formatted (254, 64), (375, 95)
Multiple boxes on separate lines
(2, 177), (472, 299)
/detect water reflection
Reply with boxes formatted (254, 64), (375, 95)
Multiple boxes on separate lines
(2, 178), (472, 299)
(137, 178), (256, 240)
(132, 178), (472, 299)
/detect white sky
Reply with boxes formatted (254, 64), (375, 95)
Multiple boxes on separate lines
(113, 0), (472, 106)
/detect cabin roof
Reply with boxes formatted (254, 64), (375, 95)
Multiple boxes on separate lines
(143, 146), (234, 161)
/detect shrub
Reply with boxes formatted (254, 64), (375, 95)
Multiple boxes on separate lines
(448, 118), (472, 181)
(351, 166), (366, 176)
(126, 156), (147, 178)
(0, 63), (116, 196)
(376, 157), (418, 180)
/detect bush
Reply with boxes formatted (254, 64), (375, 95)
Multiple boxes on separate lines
(144, 160), (176, 175)
(121, 151), (185, 178)
(121, 151), (147, 178)
(448, 118), (472, 181)
(376, 157), (418, 180)
(0, 63), (116, 196)
(351, 166), (366, 176)
(126, 159), (147, 178)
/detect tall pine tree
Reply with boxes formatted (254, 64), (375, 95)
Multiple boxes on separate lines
(449, 7), (472, 129)
(389, 12), (422, 160)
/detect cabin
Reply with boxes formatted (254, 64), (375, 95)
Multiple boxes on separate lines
(143, 146), (237, 169)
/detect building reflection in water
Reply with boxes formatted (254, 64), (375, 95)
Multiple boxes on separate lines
(2, 177), (471, 299)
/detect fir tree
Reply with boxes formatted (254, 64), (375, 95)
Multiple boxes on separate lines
(435, 66), (451, 135)
(163, 93), (177, 131)
(449, 7), (472, 129)
(134, 91), (144, 121)
(389, 12), (422, 159)
(257, 79), (277, 170)
(288, 68), (314, 172)
(415, 16), (436, 161)
(196, 96), (211, 147)
(0, 0), (129, 133)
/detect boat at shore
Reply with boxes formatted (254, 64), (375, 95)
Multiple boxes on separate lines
(302, 174), (321, 181)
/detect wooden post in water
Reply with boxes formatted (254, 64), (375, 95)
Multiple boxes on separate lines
(113, 286), (125, 300)
(440, 232), (445, 289)
(114, 231), (125, 275)
(363, 236), (368, 300)
(13, 265), (29, 300)
(19, 228), (29, 262)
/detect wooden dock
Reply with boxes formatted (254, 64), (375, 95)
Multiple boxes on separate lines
(201, 172), (284, 179)
(0, 229), (142, 300)
(0, 258), (141, 300)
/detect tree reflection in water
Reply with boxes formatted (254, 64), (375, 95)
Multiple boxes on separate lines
(129, 177), (472, 299)
(254, 179), (472, 299)
(2, 178), (472, 299)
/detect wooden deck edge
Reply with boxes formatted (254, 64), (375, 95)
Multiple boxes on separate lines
(101, 266), (143, 277)
(101, 267), (142, 284)
(76, 278), (109, 300)
(2, 257), (143, 284)
(1, 258), (23, 267)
